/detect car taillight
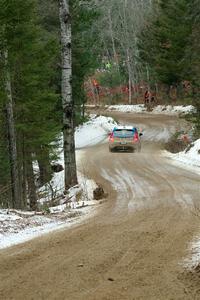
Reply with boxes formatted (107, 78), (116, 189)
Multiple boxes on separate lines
(109, 133), (114, 142)
(133, 132), (139, 141)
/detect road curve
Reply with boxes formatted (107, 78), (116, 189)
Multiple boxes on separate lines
(0, 113), (200, 300)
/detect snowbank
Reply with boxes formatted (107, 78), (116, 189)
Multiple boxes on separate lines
(0, 114), (117, 249)
(107, 104), (195, 115)
(0, 172), (98, 249)
(152, 105), (194, 115)
(41, 115), (117, 201)
(0, 207), (95, 250)
(75, 114), (117, 148)
(108, 104), (146, 113)
(183, 237), (200, 270)
(164, 139), (200, 270)
(164, 139), (200, 175)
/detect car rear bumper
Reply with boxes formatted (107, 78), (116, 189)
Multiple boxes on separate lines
(109, 141), (140, 151)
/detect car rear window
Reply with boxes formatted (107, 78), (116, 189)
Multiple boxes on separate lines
(113, 129), (136, 137)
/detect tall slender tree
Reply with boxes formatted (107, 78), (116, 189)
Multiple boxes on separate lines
(59, 0), (77, 190)
(93, 0), (153, 103)
(4, 49), (21, 208)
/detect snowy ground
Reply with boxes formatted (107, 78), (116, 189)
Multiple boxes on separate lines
(107, 104), (195, 115)
(40, 115), (117, 201)
(182, 238), (200, 270)
(0, 209), (88, 249)
(0, 172), (99, 249)
(163, 139), (200, 175)
(1, 107), (200, 263)
(75, 114), (117, 148)
(163, 139), (200, 270)
(0, 115), (117, 249)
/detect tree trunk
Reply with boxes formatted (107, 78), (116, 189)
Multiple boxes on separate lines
(82, 98), (85, 119)
(26, 151), (37, 210)
(126, 49), (132, 104)
(59, 0), (78, 190)
(89, 78), (98, 105)
(108, 8), (120, 72)
(4, 49), (21, 209)
(166, 85), (172, 101)
(146, 64), (150, 83)
(37, 158), (52, 186)
(36, 146), (52, 186)
(18, 132), (27, 209)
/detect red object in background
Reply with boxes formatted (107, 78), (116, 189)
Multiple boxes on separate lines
(144, 90), (151, 99)
(92, 79), (100, 95)
(144, 90), (152, 104)
(86, 79), (150, 101)
(182, 134), (189, 143)
(92, 79), (99, 87)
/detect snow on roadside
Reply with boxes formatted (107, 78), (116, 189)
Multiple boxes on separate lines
(0, 207), (96, 250)
(0, 172), (98, 250)
(107, 104), (195, 115)
(108, 104), (146, 114)
(40, 115), (118, 202)
(75, 114), (118, 148)
(163, 139), (200, 175)
(0, 114), (118, 249)
(163, 139), (200, 270)
(153, 105), (194, 115)
(182, 237), (200, 270)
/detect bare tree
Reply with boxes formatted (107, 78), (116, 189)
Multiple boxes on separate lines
(59, 0), (78, 190)
(94, 0), (153, 102)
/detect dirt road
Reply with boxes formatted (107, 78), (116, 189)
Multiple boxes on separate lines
(1, 113), (200, 300)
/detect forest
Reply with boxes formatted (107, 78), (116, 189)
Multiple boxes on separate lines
(0, 0), (200, 210)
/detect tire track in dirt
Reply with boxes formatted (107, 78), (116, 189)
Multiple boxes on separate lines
(1, 113), (200, 300)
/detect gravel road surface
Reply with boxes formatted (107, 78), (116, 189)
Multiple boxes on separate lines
(1, 113), (200, 300)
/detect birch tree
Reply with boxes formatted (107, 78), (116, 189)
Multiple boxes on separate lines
(59, 0), (78, 189)
(94, 0), (153, 102)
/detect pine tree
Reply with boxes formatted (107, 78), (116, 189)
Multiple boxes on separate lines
(70, 0), (100, 121)
(184, 0), (200, 135)
(0, 0), (60, 208)
(139, 0), (191, 95)
(0, 0), (100, 208)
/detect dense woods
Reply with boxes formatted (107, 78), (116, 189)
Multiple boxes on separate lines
(0, 0), (200, 209)
(139, 0), (200, 130)
(93, 0), (200, 126)
(0, 0), (59, 209)
(0, 0), (99, 209)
